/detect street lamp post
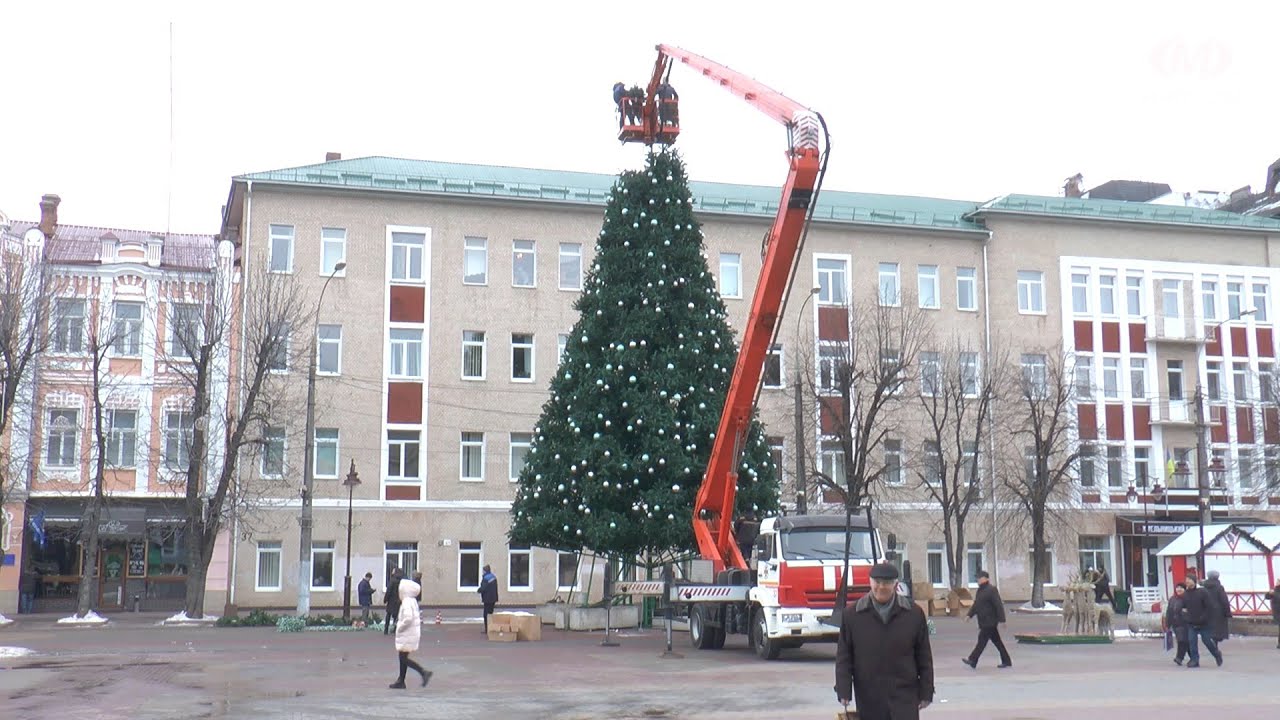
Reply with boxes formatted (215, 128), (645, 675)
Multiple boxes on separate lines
(792, 286), (821, 515)
(341, 459), (361, 623)
(297, 261), (347, 617)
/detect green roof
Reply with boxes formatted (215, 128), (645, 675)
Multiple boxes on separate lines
(237, 156), (986, 234)
(972, 194), (1280, 233)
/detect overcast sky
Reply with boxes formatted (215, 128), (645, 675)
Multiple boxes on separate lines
(2, 1), (1275, 234)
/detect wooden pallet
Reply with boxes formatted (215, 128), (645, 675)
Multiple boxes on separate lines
(1015, 633), (1114, 645)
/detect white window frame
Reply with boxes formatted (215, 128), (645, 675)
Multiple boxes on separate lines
(1233, 361), (1250, 401)
(1227, 279), (1244, 320)
(1106, 445), (1125, 488)
(1098, 272), (1116, 315)
(557, 550), (581, 591)
(166, 303), (201, 360)
(391, 230), (427, 283)
(317, 324), (342, 375)
(1126, 275), (1144, 317)
(878, 262), (900, 307)
(917, 264), (939, 309)
(719, 252), (742, 299)
(314, 427), (339, 479)
(1201, 278), (1218, 321)
(462, 330), (486, 380)
(255, 540), (283, 592)
(269, 224), (294, 273)
(52, 298), (86, 355)
(111, 301), (144, 357)
(1253, 281), (1269, 322)
(956, 267), (977, 312)
(926, 542), (948, 588)
(820, 442), (846, 484)
(1162, 279), (1183, 319)
(509, 432), (532, 482)
(387, 430), (421, 482)
(557, 333), (569, 365)
(389, 328), (423, 379)
(1078, 535), (1114, 579)
(920, 351), (940, 396)
(816, 257), (848, 305)
(1071, 271), (1089, 314)
(310, 541), (335, 591)
(261, 426), (286, 478)
(267, 326), (290, 373)
(45, 408), (79, 468)
(507, 543), (533, 592)
(1028, 544), (1057, 586)
(818, 341), (843, 394)
(512, 239), (536, 288)
(1134, 446), (1151, 486)
(105, 408), (137, 468)
(1102, 357), (1120, 399)
(460, 431), (485, 482)
(960, 352), (980, 397)
(511, 333), (535, 382)
(457, 541), (483, 591)
(884, 439), (903, 486)
(558, 242), (582, 291)
(1022, 354), (1048, 396)
(463, 236), (488, 285)
(162, 410), (193, 471)
(966, 542), (987, 587)
(1167, 360), (1185, 401)
(384, 542), (420, 582)
(922, 441), (942, 486)
(762, 344), (783, 389)
(1017, 270), (1045, 314)
(1074, 355), (1094, 400)
(320, 227), (347, 276)
(1206, 360), (1223, 400)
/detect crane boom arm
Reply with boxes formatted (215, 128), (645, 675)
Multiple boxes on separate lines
(644, 45), (825, 574)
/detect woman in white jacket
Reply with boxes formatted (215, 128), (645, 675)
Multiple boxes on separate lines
(390, 572), (432, 689)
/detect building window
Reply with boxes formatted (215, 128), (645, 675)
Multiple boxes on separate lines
(463, 236), (488, 285)
(878, 262), (900, 307)
(1017, 270), (1045, 313)
(112, 302), (143, 356)
(557, 333), (569, 365)
(1261, 362), (1276, 403)
(820, 442), (845, 484)
(311, 541), (335, 590)
(261, 427), (286, 477)
(387, 431), (420, 481)
(255, 541), (282, 591)
(956, 267), (977, 311)
(762, 344), (783, 389)
(917, 264), (938, 309)
(1071, 271), (1089, 314)
(1134, 447), (1151, 486)
(558, 243), (582, 291)
(1202, 279), (1218, 321)
(1167, 360), (1184, 401)
(512, 239), (536, 288)
(1253, 282), (1269, 322)
(1028, 544), (1056, 586)
(1078, 444), (1096, 487)
(1021, 354), (1047, 396)
(317, 324), (342, 375)
(1227, 280), (1243, 319)
(1102, 358), (1119, 399)
(767, 436), (784, 475)
(817, 258), (848, 305)
(509, 432), (532, 481)
(45, 409), (78, 467)
(511, 333), (534, 382)
(52, 299), (85, 354)
(458, 541), (482, 590)
(1130, 358), (1147, 399)
(461, 330), (486, 379)
(1098, 273), (1116, 315)
(960, 352), (980, 396)
(1233, 361), (1249, 401)
(1106, 446), (1124, 488)
(1161, 279), (1183, 319)
(321, 227), (346, 276)
(1126, 275), (1143, 316)
(163, 410), (193, 471)
(920, 351), (940, 396)
(315, 428), (339, 478)
(1074, 355), (1094, 399)
(266, 327), (290, 372)
(922, 441), (942, 486)
(106, 409), (137, 468)
(1205, 361), (1222, 400)
(384, 542), (420, 583)
(392, 231), (426, 282)
(269, 224), (294, 273)
(926, 542), (947, 587)
(1251, 448), (1268, 489)
(389, 329), (423, 378)
(884, 439), (903, 485)
(460, 431), (484, 481)
(557, 551), (580, 591)
(168, 304), (203, 361)
(818, 342), (843, 393)
(719, 252), (742, 298)
(1078, 535), (1113, 578)
(1172, 447), (1194, 488)
(508, 544), (532, 591)
(966, 542), (986, 586)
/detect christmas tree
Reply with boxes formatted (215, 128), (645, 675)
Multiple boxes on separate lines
(509, 150), (779, 560)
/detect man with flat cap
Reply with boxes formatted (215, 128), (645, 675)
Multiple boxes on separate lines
(835, 562), (935, 720)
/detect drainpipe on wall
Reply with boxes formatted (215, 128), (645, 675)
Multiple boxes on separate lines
(229, 179), (253, 609)
(981, 231), (1000, 584)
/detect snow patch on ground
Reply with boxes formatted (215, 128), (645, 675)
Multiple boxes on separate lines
(0, 646), (34, 658)
(0, 613), (13, 626)
(162, 611), (219, 625)
(56, 611), (109, 625)
(1015, 601), (1063, 613)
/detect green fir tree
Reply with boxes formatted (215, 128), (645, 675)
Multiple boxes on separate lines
(509, 150), (779, 559)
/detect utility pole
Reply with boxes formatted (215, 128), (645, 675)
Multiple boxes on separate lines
(297, 342), (317, 616)
(794, 367), (807, 515)
(1194, 385), (1210, 572)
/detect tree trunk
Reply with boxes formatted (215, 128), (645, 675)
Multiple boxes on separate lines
(75, 495), (103, 617)
(183, 515), (209, 618)
(1029, 512), (1047, 608)
(944, 517), (963, 591)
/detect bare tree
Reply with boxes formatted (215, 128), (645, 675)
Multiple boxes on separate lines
(998, 347), (1083, 609)
(915, 338), (1005, 591)
(169, 249), (310, 618)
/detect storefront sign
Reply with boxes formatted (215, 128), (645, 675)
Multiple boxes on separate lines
(97, 517), (145, 538)
(1132, 521), (1197, 536)
(127, 541), (147, 577)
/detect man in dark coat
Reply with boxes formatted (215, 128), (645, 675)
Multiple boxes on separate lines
(835, 562), (935, 720)
(1179, 574), (1222, 667)
(1201, 570), (1232, 644)
(1093, 567), (1115, 605)
(478, 564), (499, 634)
(383, 567), (404, 636)
(1264, 580), (1280, 649)
(357, 572), (375, 622)
(962, 571), (1011, 669)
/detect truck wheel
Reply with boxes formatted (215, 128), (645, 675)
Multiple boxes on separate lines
(690, 605), (713, 650)
(752, 608), (782, 660)
(710, 625), (726, 649)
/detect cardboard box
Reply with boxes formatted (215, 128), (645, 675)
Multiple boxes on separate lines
(487, 624), (518, 642)
(912, 582), (935, 601)
(492, 611), (541, 641)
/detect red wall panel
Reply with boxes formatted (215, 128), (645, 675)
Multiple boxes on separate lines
(1231, 326), (1249, 357)
(1236, 406), (1255, 444)
(817, 306), (849, 342)
(1257, 327), (1275, 358)
(1131, 404), (1152, 441)
(1074, 321), (1093, 352)
(1128, 323), (1147, 353)
(387, 382), (423, 424)
(1078, 404), (1098, 440)
(1101, 323), (1121, 353)
(1105, 404), (1125, 440)
(390, 285), (426, 323)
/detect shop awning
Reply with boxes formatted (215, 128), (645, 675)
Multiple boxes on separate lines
(1116, 515), (1269, 536)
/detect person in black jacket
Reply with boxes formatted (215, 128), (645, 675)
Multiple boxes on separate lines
(834, 562), (935, 720)
(383, 567), (404, 636)
(478, 564), (499, 634)
(962, 571), (1011, 669)
(357, 572), (375, 623)
(1201, 570), (1232, 644)
(1165, 583), (1190, 665)
(1093, 567), (1115, 605)
(1264, 581), (1280, 649)
(1179, 574), (1222, 668)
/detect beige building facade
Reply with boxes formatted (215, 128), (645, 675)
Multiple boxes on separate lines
(216, 156), (1280, 610)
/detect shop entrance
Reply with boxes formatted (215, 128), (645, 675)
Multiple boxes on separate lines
(98, 540), (128, 609)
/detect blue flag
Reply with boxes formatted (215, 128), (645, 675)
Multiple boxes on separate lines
(28, 508), (46, 548)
